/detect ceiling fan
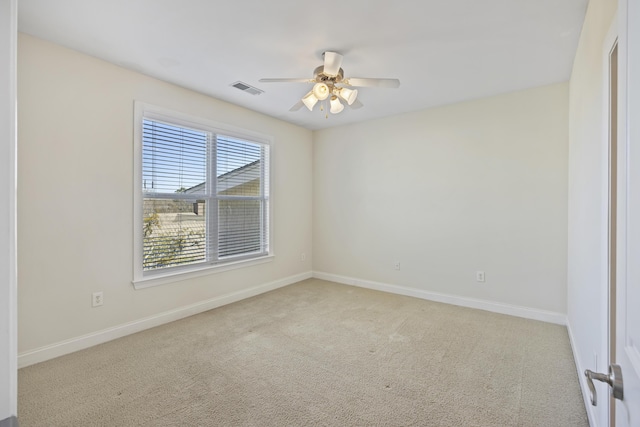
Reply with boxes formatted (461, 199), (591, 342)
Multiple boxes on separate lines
(259, 51), (400, 115)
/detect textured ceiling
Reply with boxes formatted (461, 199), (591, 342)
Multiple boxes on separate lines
(18, 0), (588, 130)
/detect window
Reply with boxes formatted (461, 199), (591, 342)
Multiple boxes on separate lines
(133, 103), (271, 287)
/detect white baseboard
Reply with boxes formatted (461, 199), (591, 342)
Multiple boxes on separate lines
(18, 271), (313, 368)
(566, 321), (598, 427)
(313, 271), (567, 325)
(19, 271), (567, 368)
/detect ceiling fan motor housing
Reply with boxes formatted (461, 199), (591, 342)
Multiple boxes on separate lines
(313, 66), (344, 85)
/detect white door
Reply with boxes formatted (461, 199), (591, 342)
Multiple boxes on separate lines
(615, 0), (640, 424)
(585, 4), (640, 425)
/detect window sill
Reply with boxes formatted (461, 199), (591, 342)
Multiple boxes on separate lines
(132, 255), (274, 290)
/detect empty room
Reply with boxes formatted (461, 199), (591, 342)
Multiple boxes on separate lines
(2, 0), (640, 426)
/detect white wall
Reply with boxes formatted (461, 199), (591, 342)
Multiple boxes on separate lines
(17, 34), (313, 357)
(314, 83), (569, 315)
(0, 0), (17, 421)
(567, 0), (617, 425)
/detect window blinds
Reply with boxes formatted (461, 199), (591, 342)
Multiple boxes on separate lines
(142, 120), (207, 194)
(141, 119), (269, 273)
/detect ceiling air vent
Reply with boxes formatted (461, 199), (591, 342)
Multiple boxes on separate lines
(231, 81), (264, 95)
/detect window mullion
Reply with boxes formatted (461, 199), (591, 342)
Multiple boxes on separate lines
(207, 132), (219, 263)
(261, 146), (269, 252)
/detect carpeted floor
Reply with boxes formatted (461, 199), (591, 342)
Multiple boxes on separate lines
(18, 279), (588, 426)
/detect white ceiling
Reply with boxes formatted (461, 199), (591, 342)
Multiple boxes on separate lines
(17, 0), (588, 130)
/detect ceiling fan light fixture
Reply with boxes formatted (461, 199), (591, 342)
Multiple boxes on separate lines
(302, 91), (319, 111)
(330, 96), (344, 114)
(312, 82), (330, 100)
(260, 51), (400, 116)
(337, 87), (358, 105)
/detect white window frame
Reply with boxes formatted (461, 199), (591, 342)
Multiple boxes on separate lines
(132, 102), (273, 289)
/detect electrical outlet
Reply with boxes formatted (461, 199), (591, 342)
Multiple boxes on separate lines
(476, 271), (485, 282)
(92, 291), (103, 307)
(394, 261), (401, 271)
(300, 252), (306, 262)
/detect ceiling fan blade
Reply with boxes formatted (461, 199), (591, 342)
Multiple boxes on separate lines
(259, 78), (315, 83)
(289, 100), (305, 111)
(323, 52), (343, 77)
(347, 99), (364, 109)
(343, 78), (401, 88)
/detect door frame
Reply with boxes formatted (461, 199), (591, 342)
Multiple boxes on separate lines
(0, 0), (18, 422)
(596, 15), (619, 427)
(614, 0), (640, 424)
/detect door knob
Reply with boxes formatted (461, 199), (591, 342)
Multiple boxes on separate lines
(584, 364), (624, 406)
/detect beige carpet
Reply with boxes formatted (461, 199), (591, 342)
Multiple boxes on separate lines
(19, 279), (588, 426)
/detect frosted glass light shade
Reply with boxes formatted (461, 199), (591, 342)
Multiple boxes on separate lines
(330, 96), (344, 114)
(312, 82), (330, 100)
(338, 87), (358, 105)
(302, 91), (318, 111)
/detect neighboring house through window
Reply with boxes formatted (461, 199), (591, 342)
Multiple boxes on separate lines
(133, 103), (271, 287)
